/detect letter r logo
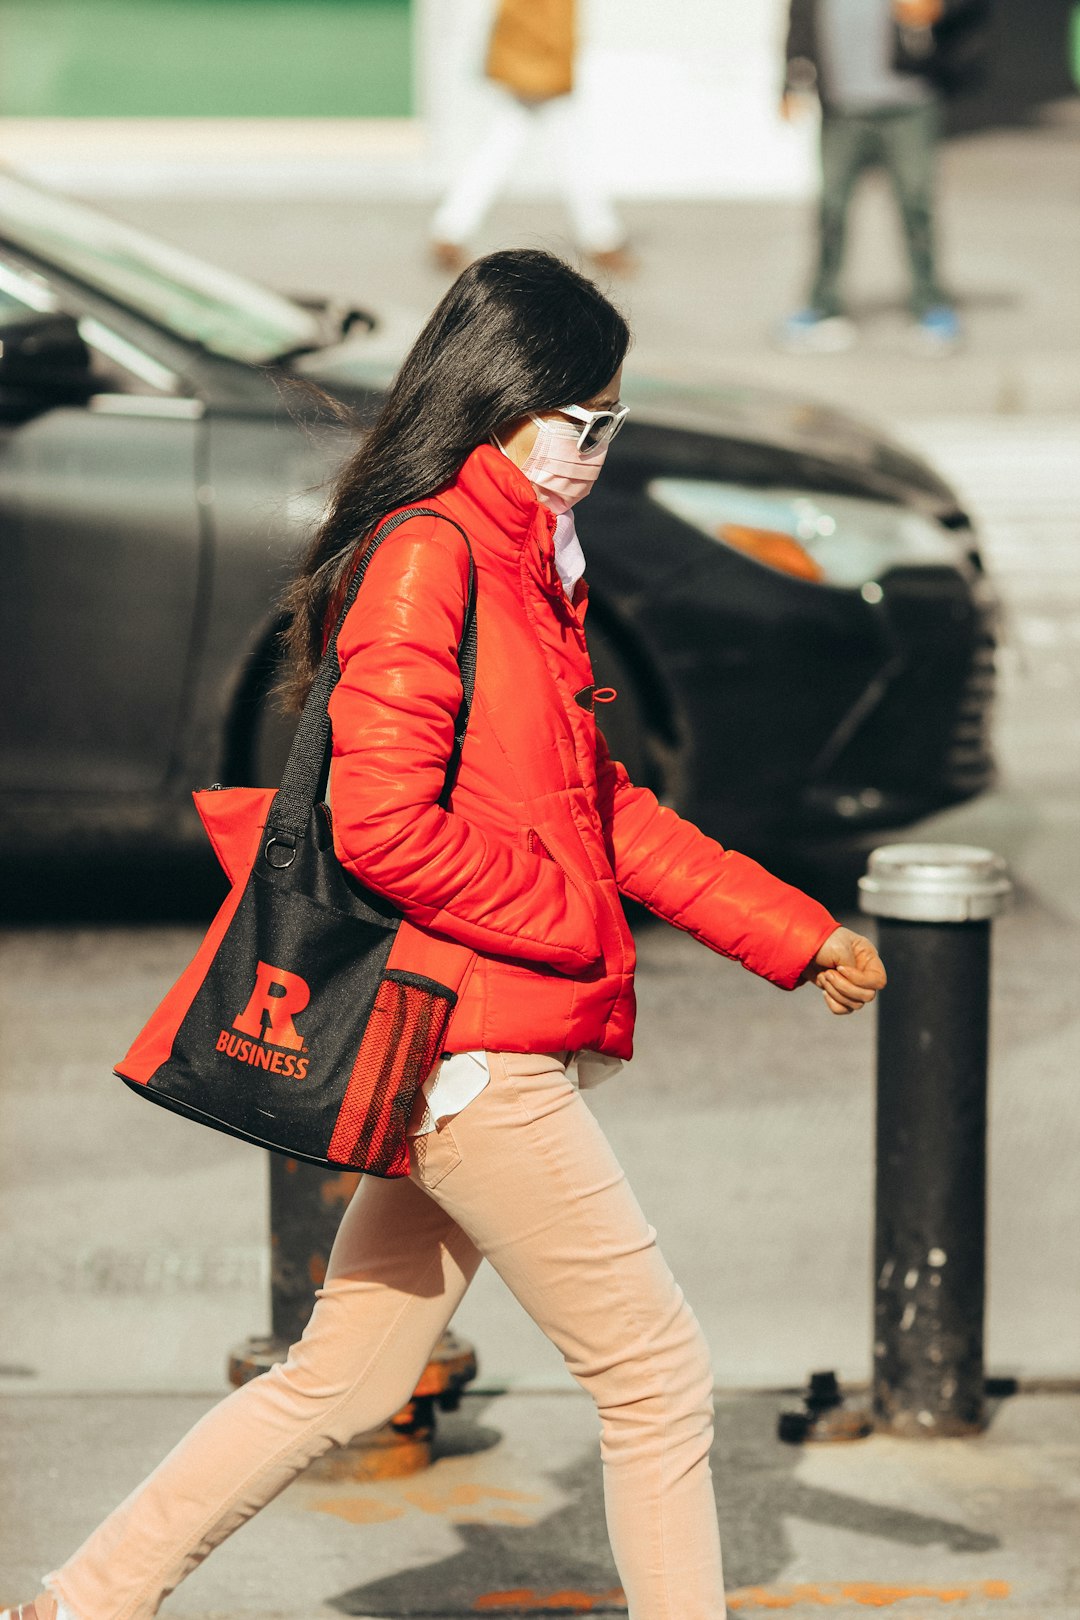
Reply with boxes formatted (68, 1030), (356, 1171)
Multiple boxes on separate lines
(233, 961), (310, 1051)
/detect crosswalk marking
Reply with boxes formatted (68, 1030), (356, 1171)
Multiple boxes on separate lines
(895, 416), (1080, 578)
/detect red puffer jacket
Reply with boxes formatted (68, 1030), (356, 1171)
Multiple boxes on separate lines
(327, 444), (837, 1058)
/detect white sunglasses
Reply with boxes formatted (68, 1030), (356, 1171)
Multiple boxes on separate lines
(555, 400), (630, 453)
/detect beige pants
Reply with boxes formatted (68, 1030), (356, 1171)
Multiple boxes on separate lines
(49, 1053), (726, 1620)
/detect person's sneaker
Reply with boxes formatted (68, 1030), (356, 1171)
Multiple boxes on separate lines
(777, 308), (857, 353)
(586, 244), (638, 277)
(429, 239), (468, 275)
(911, 303), (962, 354)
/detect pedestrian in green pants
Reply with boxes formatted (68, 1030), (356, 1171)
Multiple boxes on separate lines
(780, 0), (991, 352)
(812, 100), (945, 321)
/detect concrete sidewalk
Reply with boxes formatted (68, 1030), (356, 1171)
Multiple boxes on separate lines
(3, 1388), (1078, 1618)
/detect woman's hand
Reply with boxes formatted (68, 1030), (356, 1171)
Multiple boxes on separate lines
(780, 90), (814, 122)
(800, 926), (887, 1015)
(893, 0), (943, 26)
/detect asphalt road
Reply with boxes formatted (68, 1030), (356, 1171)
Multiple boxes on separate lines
(2, 129), (1078, 1398)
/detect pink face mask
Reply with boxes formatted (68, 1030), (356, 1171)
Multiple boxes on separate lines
(518, 414), (609, 515)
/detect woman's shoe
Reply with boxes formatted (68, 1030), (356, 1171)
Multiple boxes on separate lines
(586, 244), (637, 277)
(1, 1595), (59, 1620)
(430, 239), (468, 274)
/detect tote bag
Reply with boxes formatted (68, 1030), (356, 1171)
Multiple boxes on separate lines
(115, 508), (476, 1176)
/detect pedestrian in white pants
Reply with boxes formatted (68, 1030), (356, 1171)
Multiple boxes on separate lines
(430, 0), (630, 273)
(432, 84), (628, 270)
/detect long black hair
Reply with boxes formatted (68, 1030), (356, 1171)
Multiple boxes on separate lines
(280, 248), (631, 710)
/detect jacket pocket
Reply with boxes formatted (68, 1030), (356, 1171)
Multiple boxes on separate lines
(521, 825), (603, 970)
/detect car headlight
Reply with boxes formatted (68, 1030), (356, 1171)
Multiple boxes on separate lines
(647, 478), (965, 589)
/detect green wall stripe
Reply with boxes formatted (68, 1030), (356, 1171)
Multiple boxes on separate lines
(0, 1), (414, 117)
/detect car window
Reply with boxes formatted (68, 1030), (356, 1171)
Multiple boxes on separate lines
(79, 316), (182, 397)
(0, 254), (179, 398)
(0, 286), (30, 323)
(0, 173), (321, 365)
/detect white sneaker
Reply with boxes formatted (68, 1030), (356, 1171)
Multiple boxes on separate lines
(778, 308), (857, 353)
(910, 304), (963, 355)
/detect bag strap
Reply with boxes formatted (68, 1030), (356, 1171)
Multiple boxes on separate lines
(265, 508), (477, 863)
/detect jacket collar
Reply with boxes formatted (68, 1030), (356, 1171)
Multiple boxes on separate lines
(439, 443), (555, 567)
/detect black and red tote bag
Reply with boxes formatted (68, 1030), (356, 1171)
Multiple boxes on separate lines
(115, 508), (477, 1177)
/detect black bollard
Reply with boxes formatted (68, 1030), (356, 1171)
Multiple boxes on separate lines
(229, 1158), (360, 1382)
(859, 844), (1010, 1437)
(229, 1156), (477, 1477)
(268, 1155), (353, 1346)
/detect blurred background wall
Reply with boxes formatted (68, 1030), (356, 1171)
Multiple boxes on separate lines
(0, 0), (415, 116)
(0, 0), (1074, 195)
(421, 0), (816, 198)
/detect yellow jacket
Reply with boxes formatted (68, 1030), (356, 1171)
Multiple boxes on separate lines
(486, 0), (576, 101)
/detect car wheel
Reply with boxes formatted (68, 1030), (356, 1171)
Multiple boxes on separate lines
(249, 679), (299, 790)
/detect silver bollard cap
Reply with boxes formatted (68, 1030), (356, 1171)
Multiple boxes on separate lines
(858, 843), (1012, 923)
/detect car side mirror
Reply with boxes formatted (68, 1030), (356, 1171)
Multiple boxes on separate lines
(0, 309), (94, 401)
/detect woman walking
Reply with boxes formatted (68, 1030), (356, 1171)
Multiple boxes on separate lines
(7, 249), (884, 1620)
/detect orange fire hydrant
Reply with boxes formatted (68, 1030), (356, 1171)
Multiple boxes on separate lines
(229, 1155), (477, 1478)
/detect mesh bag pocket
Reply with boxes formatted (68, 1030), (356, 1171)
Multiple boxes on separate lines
(326, 970), (455, 1175)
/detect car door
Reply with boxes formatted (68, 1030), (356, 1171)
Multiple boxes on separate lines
(0, 265), (205, 796)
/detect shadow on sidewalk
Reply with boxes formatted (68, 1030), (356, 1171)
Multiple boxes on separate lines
(330, 1394), (998, 1615)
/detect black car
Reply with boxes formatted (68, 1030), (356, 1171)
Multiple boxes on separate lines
(0, 174), (997, 866)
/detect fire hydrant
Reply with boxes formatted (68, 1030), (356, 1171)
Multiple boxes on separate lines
(229, 1156), (477, 1478)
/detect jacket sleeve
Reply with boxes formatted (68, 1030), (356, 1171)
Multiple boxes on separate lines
(595, 731), (837, 990)
(327, 517), (601, 971)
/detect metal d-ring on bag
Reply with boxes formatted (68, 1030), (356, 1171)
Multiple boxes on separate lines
(115, 509), (477, 1176)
